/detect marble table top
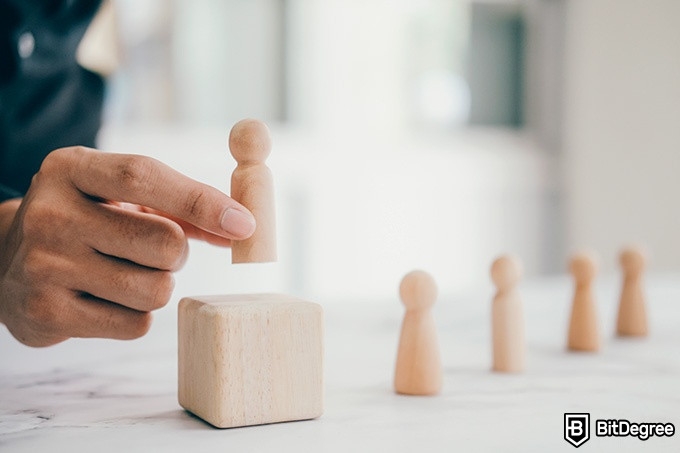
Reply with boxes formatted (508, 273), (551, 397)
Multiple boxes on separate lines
(1, 273), (679, 452)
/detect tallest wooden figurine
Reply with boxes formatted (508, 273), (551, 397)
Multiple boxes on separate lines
(229, 119), (277, 263)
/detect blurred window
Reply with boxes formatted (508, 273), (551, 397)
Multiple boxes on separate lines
(107, 1), (534, 133)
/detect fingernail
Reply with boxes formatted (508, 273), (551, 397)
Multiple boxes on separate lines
(220, 208), (256, 238)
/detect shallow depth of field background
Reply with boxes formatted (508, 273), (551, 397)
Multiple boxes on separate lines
(98, 0), (680, 302)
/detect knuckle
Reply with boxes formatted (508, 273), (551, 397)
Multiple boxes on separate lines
(22, 251), (51, 281)
(109, 266), (134, 295)
(40, 147), (70, 170)
(20, 200), (77, 249)
(155, 221), (187, 269)
(28, 169), (45, 188)
(23, 293), (61, 331)
(127, 312), (153, 339)
(29, 146), (87, 190)
(150, 272), (175, 310)
(39, 146), (86, 174)
(182, 187), (207, 217)
(20, 204), (46, 238)
(22, 201), (73, 241)
(114, 155), (155, 193)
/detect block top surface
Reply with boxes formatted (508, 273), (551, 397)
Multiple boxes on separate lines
(179, 293), (321, 314)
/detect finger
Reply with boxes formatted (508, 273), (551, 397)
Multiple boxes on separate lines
(79, 201), (189, 270)
(139, 207), (232, 247)
(21, 288), (152, 343)
(176, 221), (233, 246)
(67, 292), (153, 340)
(66, 147), (256, 240)
(106, 203), (232, 247)
(63, 250), (175, 312)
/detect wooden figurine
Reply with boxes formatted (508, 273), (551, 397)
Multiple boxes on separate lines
(394, 270), (442, 396)
(229, 119), (277, 263)
(616, 246), (648, 337)
(490, 255), (525, 372)
(567, 252), (600, 352)
(178, 294), (324, 428)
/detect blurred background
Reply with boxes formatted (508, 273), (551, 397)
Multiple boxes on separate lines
(90, 0), (679, 301)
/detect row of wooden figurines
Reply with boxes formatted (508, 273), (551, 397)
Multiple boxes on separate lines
(394, 247), (648, 395)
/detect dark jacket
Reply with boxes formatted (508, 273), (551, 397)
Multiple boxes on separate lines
(0, 0), (103, 202)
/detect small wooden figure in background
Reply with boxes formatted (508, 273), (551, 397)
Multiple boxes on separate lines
(394, 270), (442, 396)
(616, 246), (648, 337)
(567, 252), (600, 352)
(490, 255), (525, 373)
(229, 119), (277, 263)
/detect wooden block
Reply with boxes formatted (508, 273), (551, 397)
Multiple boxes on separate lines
(178, 294), (323, 428)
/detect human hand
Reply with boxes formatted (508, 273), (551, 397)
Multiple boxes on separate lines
(0, 146), (255, 346)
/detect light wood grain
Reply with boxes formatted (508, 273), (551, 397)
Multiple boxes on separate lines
(178, 294), (323, 428)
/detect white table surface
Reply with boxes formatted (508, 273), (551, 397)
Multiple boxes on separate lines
(1, 270), (679, 453)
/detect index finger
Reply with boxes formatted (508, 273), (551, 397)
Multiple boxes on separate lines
(65, 147), (256, 240)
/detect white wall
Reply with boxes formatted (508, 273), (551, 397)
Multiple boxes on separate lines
(562, 0), (680, 271)
(285, 0), (470, 133)
(171, 0), (284, 124)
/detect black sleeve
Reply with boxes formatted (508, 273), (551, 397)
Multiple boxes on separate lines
(0, 0), (103, 197)
(0, 183), (21, 203)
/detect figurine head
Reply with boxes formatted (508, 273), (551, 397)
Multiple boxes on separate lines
(490, 255), (523, 292)
(400, 270), (438, 311)
(569, 251), (598, 284)
(620, 246), (646, 275)
(229, 119), (272, 164)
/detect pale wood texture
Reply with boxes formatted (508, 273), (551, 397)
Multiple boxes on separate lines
(178, 294), (323, 428)
(490, 255), (525, 373)
(394, 270), (442, 395)
(616, 246), (649, 337)
(567, 252), (600, 352)
(229, 119), (277, 263)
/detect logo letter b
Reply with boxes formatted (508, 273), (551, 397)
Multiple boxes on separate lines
(569, 422), (583, 437)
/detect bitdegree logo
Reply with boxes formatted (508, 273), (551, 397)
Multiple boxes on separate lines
(564, 413), (676, 447)
(564, 413), (590, 447)
(596, 419), (676, 441)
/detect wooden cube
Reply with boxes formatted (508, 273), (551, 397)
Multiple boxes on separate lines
(178, 294), (323, 428)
